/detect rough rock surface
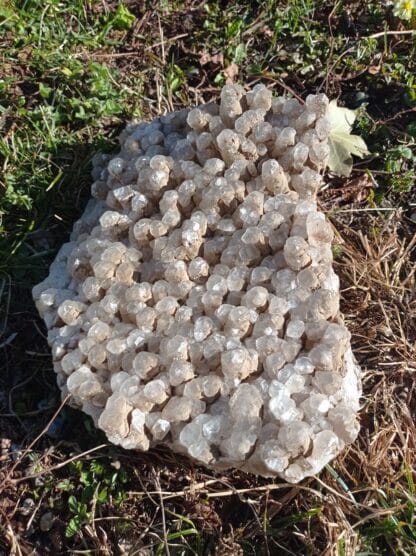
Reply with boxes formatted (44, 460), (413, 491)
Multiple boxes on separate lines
(33, 84), (361, 482)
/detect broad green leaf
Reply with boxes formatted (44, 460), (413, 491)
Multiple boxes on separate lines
(38, 83), (52, 98)
(327, 100), (369, 177)
(110, 3), (135, 31)
(97, 486), (108, 504)
(68, 495), (78, 514)
(65, 516), (82, 538)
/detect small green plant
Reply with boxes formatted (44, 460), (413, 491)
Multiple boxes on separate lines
(166, 63), (185, 94)
(66, 495), (92, 538)
(202, 3), (249, 64)
(384, 144), (416, 192)
(155, 511), (200, 556)
(64, 459), (128, 538)
(272, 0), (315, 36)
(100, 2), (136, 36)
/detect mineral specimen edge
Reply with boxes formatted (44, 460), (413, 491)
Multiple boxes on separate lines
(33, 84), (361, 483)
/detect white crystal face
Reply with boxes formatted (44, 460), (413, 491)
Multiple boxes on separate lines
(33, 84), (361, 483)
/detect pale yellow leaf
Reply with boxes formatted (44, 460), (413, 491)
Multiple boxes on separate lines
(327, 100), (369, 177)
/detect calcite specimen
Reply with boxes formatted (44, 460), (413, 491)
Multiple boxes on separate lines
(33, 84), (361, 483)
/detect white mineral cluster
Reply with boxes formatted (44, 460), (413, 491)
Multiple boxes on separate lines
(33, 84), (361, 482)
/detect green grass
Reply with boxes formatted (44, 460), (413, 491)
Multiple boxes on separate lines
(0, 1), (138, 274)
(1, 1), (416, 554)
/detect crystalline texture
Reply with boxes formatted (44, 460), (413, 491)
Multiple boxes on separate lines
(33, 84), (361, 483)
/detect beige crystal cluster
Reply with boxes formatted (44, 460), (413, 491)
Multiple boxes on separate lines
(33, 84), (361, 483)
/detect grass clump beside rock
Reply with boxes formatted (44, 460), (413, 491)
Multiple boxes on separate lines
(0, 1), (415, 555)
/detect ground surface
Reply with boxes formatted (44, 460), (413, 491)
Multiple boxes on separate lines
(0, 1), (415, 555)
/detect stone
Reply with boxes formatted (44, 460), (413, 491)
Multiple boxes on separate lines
(33, 84), (361, 483)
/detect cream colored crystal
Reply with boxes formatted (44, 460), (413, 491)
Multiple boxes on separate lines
(33, 84), (361, 483)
